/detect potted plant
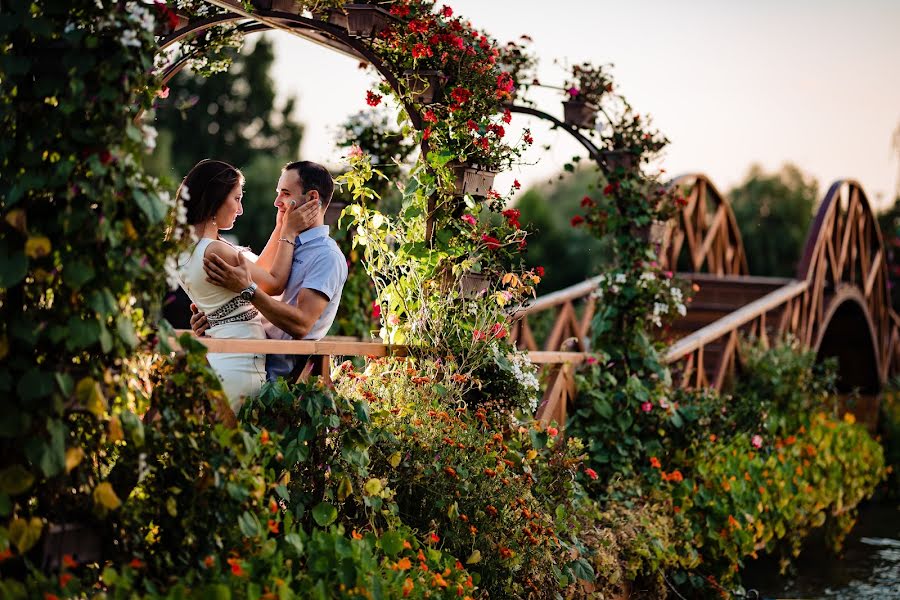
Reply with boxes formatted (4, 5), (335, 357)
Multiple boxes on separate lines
(600, 149), (640, 172)
(313, 5), (349, 29)
(402, 69), (446, 104)
(450, 163), (497, 198)
(344, 3), (397, 38)
(562, 62), (613, 129)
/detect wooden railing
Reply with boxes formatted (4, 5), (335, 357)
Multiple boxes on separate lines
(171, 332), (587, 425)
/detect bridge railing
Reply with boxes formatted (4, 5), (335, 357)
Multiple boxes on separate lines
(169, 332), (587, 425)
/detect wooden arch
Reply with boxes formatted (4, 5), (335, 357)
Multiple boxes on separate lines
(665, 174), (749, 276)
(795, 179), (898, 383)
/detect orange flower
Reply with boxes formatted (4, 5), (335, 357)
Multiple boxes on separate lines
(429, 532), (440, 544)
(269, 497), (279, 514)
(0, 548), (14, 563)
(547, 426), (559, 437)
(227, 557), (246, 577)
(129, 558), (144, 569)
(351, 529), (363, 540)
(785, 435), (797, 445)
(402, 577), (414, 597)
(402, 540), (412, 550)
(499, 546), (514, 559)
(727, 515), (741, 530)
(203, 555), (215, 568)
(394, 557), (412, 571)
(432, 573), (449, 588)
(267, 519), (279, 534)
(61, 554), (77, 569)
(44, 594), (59, 600)
(444, 466), (458, 478)
(668, 470), (683, 483)
(709, 434), (717, 442)
(260, 428), (270, 444)
(650, 456), (661, 469)
(485, 504), (498, 517)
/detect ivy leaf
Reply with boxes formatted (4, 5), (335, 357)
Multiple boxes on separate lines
(0, 249), (27, 287)
(9, 517), (43, 553)
(0, 465), (35, 496)
(311, 502), (337, 527)
(92, 482), (122, 511)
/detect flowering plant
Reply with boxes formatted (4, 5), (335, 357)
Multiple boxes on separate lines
(496, 35), (539, 104)
(563, 61), (614, 107)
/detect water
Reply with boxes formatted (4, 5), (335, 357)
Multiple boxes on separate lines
(742, 500), (900, 599)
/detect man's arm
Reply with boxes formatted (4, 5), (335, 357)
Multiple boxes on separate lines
(203, 253), (330, 339)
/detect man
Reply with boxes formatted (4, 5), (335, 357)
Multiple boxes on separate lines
(191, 160), (348, 381)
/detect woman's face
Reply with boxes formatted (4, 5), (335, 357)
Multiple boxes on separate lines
(214, 181), (243, 230)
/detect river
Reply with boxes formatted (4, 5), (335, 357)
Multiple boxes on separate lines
(741, 500), (900, 599)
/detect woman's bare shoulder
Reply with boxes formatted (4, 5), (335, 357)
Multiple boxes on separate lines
(202, 239), (240, 266)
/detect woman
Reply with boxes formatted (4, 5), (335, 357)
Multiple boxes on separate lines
(174, 159), (310, 412)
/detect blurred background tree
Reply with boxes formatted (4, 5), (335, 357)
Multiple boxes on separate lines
(149, 36), (303, 252)
(728, 163), (818, 277)
(514, 167), (611, 294)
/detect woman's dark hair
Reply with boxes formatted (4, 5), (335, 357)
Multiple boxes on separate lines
(283, 160), (334, 208)
(177, 159), (243, 225)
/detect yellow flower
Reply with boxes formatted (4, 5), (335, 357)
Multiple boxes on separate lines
(843, 412), (856, 424)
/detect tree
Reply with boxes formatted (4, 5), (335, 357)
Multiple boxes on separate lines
(515, 167), (611, 294)
(728, 164), (819, 277)
(151, 36), (304, 251)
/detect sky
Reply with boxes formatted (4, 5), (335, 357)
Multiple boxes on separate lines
(265, 0), (900, 209)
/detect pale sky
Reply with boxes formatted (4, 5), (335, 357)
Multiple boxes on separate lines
(266, 0), (900, 208)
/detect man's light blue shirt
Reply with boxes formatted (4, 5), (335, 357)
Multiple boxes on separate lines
(264, 225), (347, 380)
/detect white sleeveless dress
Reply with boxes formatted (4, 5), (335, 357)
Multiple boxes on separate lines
(176, 238), (266, 413)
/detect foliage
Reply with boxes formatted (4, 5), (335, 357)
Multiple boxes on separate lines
(878, 377), (900, 496)
(671, 413), (885, 589)
(496, 35), (538, 105)
(875, 194), (900, 312)
(729, 163), (818, 277)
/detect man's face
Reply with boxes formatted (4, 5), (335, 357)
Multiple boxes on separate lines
(274, 168), (309, 213)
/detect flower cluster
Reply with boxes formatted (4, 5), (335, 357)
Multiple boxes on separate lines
(564, 61), (614, 107)
(592, 266), (688, 328)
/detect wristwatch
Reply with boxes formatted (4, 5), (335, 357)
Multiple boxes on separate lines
(239, 282), (258, 302)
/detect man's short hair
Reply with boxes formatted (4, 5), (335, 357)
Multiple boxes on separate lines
(283, 161), (334, 208)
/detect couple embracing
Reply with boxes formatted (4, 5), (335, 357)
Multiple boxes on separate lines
(174, 159), (347, 413)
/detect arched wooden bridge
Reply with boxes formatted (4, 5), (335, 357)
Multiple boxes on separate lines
(519, 175), (900, 426)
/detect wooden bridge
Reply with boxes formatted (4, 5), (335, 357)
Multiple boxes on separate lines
(518, 175), (900, 426)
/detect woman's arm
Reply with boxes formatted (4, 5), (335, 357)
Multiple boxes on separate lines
(257, 197), (318, 270)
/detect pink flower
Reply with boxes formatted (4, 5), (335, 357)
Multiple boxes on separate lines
(157, 86), (169, 99)
(461, 214), (477, 227)
(348, 145), (364, 158)
(641, 402), (653, 413)
(585, 355), (597, 365)
(547, 426), (559, 437)
(489, 323), (508, 339)
(584, 468), (598, 480)
(566, 87), (579, 97)
(371, 302), (381, 319)
(751, 435), (763, 449)
(472, 329), (487, 341)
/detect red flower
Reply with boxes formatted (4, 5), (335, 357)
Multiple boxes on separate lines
(496, 72), (515, 93)
(366, 90), (382, 106)
(513, 179), (521, 189)
(584, 468), (598, 480)
(203, 555), (215, 568)
(423, 109), (438, 123)
(603, 183), (616, 195)
(489, 323), (508, 339)
(481, 234), (501, 250)
(450, 87), (472, 105)
(99, 150), (113, 165)
(129, 558), (144, 569)
(429, 532), (440, 544)
(502, 108), (512, 124)
(547, 426), (559, 436)
(570, 215), (584, 227)
(411, 43), (433, 58)
(502, 208), (521, 229)
(62, 554), (78, 569)
(59, 573), (73, 588)
(472, 329), (487, 341)
(227, 557), (246, 577)
(422, 126), (432, 140)
(536, 266), (545, 277)
(372, 301), (381, 319)
(581, 195), (594, 207)
(408, 19), (430, 34)
(441, 5), (453, 17)
(267, 519), (279, 534)
(523, 131), (533, 144)
(390, 4), (410, 17)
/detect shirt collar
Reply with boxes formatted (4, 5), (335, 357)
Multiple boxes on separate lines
(297, 225), (329, 245)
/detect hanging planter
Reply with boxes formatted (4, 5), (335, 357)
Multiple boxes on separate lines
(562, 100), (598, 129)
(450, 163), (496, 198)
(344, 3), (396, 38)
(402, 69), (446, 104)
(600, 149), (640, 172)
(313, 7), (349, 29)
(459, 272), (491, 298)
(270, 0), (302, 12)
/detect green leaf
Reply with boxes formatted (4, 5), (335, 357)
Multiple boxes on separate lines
(284, 532), (304, 557)
(0, 249), (27, 288)
(238, 510), (262, 537)
(0, 465), (35, 496)
(133, 190), (169, 224)
(311, 502), (337, 527)
(379, 530), (404, 557)
(9, 516), (42, 553)
(16, 368), (54, 401)
(353, 401), (370, 424)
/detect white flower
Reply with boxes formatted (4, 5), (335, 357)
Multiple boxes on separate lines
(676, 303), (687, 316)
(615, 273), (627, 284)
(120, 29), (141, 48)
(142, 124), (158, 151)
(640, 271), (656, 282)
(610, 284), (620, 294)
